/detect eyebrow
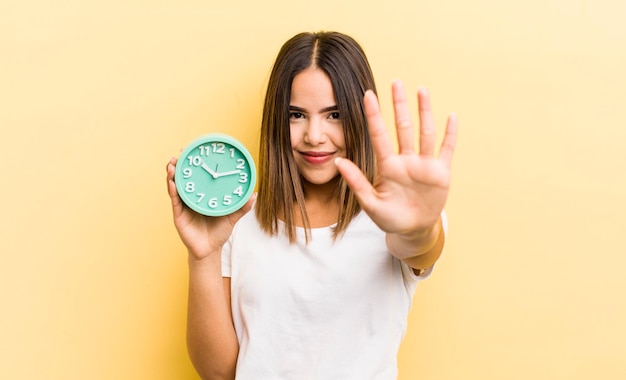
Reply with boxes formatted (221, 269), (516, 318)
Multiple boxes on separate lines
(289, 105), (339, 113)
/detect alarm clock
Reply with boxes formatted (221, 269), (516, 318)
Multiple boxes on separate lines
(175, 133), (257, 216)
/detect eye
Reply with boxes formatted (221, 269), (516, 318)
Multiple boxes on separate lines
(289, 112), (305, 119)
(328, 112), (341, 120)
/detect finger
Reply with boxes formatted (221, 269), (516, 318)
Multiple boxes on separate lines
(418, 87), (436, 157)
(166, 158), (177, 197)
(364, 90), (394, 162)
(335, 157), (376, 206)
(227, 193), (257, 225)
(392, 80), (414, 155)
(166, 158), (184, 214)
(438, 113), (458, 167)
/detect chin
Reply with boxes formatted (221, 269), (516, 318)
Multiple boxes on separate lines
(300, 173), (341, 187)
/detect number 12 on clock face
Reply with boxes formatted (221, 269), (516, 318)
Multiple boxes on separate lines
(175, 134), (257, 217)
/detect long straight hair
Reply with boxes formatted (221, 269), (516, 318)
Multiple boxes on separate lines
(255, 31), (377, 243)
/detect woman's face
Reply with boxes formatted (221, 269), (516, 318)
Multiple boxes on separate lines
(289, 67), (347, 187)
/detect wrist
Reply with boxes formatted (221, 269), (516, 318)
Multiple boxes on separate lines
(187, 249), (222, 271)
(386, 218), (443, 260)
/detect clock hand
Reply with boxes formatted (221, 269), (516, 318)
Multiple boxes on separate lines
(200, 160), (218, 179)
(215, 169), (242, 178)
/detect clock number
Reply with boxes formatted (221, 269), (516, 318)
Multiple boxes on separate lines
(208, 197), (218, 208)
(182, 168), (192, 178)
(199, 145), (210, 156)
(233, 186), (244, 196)
(223, 195), (232, 205)
(196, 193), (205, 203)
(187, 156), (202, 166)
(238, 173), (248, 183)
(229, 148), (235, 158)
(185, 182), (195, 193)
(236, 159), (246, 169)
(212, 143), (225, 154)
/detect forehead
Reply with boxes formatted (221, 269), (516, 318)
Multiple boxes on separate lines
(290, 67), (336, 107)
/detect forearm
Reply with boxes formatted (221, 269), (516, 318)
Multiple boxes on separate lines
(386, 216), (445, 271)
(186, 253), (239, 380)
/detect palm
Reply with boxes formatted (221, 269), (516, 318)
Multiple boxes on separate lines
(337, 81), (457, 235)
(369, 151), (451, 234)
(174, 207), (231, 257)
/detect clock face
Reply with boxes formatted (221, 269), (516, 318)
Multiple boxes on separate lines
(175, 134), (256, 216)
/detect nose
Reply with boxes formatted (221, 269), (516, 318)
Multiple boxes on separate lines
(303, 117), (327, 146)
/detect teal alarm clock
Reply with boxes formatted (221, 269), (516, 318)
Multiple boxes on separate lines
(175, 134), (257, 216)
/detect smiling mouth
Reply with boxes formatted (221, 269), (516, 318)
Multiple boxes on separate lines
(300, 151), (335, 164)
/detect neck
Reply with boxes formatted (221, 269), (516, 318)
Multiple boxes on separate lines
(302, 176), (340, 203)
(296, 176), (341, 228)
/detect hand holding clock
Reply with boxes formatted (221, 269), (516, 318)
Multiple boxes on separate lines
(166, 134), (257, 259)
(166, 157), (256, 260)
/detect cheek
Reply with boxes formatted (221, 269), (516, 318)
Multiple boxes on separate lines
(289, 127), (298, 148)
(332, 128), (346, 151)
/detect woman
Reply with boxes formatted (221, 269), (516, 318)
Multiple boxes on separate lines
(166, 31), (457, 379)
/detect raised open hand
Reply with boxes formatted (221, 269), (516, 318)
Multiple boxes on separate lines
(336, 81), (457, 236)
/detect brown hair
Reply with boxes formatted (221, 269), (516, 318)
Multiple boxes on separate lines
(255, 31), (377, 242)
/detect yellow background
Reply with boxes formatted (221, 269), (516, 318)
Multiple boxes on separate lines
(2, 0), (625, 378)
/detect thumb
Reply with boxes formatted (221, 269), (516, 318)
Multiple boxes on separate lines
(335, 158), (375, 206)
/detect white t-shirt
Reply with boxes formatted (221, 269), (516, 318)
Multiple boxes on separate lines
(222, 210), (442, 380)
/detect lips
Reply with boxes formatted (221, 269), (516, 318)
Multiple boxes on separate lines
(299, 151), (335, 165)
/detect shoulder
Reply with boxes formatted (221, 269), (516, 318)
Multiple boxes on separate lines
(231, 207), (264, 238)
(343, 211), (385, 238)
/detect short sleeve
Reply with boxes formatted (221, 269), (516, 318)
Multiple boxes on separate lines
(221, 236), (233, 278)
